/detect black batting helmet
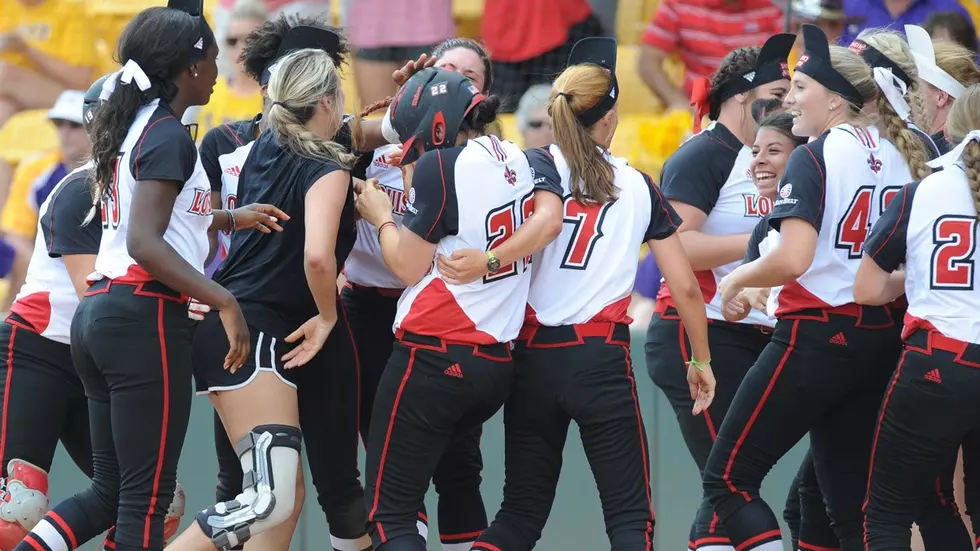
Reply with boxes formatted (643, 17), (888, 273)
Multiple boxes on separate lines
(83, 73), (115, 136)
(388, 67), (486, 166)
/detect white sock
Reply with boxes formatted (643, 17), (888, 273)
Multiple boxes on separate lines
(700, 546), (736, 551)
(329, 534), (372, 551)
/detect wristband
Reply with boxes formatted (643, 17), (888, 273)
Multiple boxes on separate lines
(686, 359), (711, 372)
(377, 221), (396, 242)
(224, 209), (236, 235)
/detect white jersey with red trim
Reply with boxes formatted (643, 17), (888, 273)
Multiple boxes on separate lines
(199, 117), (259, 260)
(345, 144), (406, 289)
(393, 136), (543, 344)
(865, 168), (980, 343)
(767, 124), (912, 316)
(9, 163), (102, 344)
(524, 145), (681, 326)
(93, 100), (212, 283)
(657, 121), (774, 327)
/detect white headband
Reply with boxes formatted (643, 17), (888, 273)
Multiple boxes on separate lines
(873, 66), (911, 122)
(905, 24), (967, 99)
(382, 102), (400, 145)
(927, 129), (980, 169)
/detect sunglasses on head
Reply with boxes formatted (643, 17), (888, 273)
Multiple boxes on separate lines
(527, 119), (549, 129)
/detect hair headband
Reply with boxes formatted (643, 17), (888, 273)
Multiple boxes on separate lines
(905, 24), (967, 99)
(795, 24), (864, 107)
(260, 26), (342, 86)
(168, 0), (215, 65)
(565, 37), (619, 128)
(848, 40), (912, 87)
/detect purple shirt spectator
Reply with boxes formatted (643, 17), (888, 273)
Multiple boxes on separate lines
(840, 0), (969, 45)
(635, 254), (663, 300)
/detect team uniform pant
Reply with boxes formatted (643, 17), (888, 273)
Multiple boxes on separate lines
(14, 280), (193, 551)
(475, 322), (655, 551)
(863, 329), (980, 551)
(646, 308), (771, 550)
(365, 332), (513, 551)
(702, 306), (900, 551)
(0, 316), (92, 477)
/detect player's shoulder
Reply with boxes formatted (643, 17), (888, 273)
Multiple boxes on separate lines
(137, 105), (197, 149)
(419, 145), (467, 170)
(201, 118), (256, 153)
(663, 123), (741, 177)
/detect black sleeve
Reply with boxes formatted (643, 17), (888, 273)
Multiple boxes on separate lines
(743, 214), (771, 263)
(130, 121), (198, 183)
(403, 148), (461, 243)
(335, 115), (354, 152)
(199, 127), (223, 192)
(524, 147), (563, 197)
(863, 181), (918, 272)
(641, 171), (681, 240)
(42, 173), (102, 257)
(351, 151), (373, 181)
(659, 138), (732, 214)
(301, 160), (347, 195)
(769, 144), (827, 231)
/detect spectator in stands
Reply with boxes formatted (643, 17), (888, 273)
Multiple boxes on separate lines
(516, 84), (554, 149)
(482, 0), (604, 112)
(195, 0), (267, 138)
(637, 0), (784, 112)
(782, 0), (856, 43)
(0, 90), (89, 311)
(212, 0), (331, 74)
(347, 0), (454, 106)
(840, 0), (969, 45)
(924, 11), (979, 54)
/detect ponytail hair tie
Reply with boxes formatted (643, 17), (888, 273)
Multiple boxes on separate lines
(690, 76), (712, 133)
(557, 92), (573, 100)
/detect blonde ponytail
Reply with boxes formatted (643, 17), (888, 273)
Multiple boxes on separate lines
(550, 64), (616, 205)
(877, 94), (932, 180)
(962, 142), (980, 218)
(946, 83), (980, 219)
(265, 48), (356, 167)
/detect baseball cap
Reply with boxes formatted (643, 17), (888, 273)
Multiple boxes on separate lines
(47, 90), (85, 125)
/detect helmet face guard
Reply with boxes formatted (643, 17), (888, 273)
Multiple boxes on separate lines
(388, 67), (485, 166)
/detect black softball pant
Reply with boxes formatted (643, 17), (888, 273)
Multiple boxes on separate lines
(14, 280), (193, 551)
(703, 306), (900, 551)
(474, 322), (655, 551)
(365, 332), (514, 551)
(863, 329), (980, 551)
(0, 316), (92, 477)
(646, 308), (771, 549)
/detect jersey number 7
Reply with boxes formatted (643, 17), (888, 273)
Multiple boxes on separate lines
(561, 198), (612, 270)
(930, 215), (978, 290)
(484, 191), (535, 284)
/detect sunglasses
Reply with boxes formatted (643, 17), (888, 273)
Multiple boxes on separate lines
(527, 119), (550, 130)
(225, 36), (247, 47)
(52, 119), (83, 130)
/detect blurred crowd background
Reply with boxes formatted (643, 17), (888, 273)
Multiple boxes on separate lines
(0, 0), (978, 327)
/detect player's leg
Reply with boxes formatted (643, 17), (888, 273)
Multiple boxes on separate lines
(213, 410), (241, 504)
(916, 452), (972, 550)
(474, 344), (571, 551)
(783, 456), (804, 550)
(796, 447), (841, 551)
(959, 430), (980, 546)
(431, 425), (487, 550)
(862, 347), (978, 551)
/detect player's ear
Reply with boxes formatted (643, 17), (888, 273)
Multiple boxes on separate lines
(434, 121), (446, 144)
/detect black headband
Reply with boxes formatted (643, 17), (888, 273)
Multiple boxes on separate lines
(715, 33), (796, 105)
(795, 24), (864, 107)
(167, 0), (214, 64)
(565, 37), (619, 127)
(848, 39), (912, 88)
(260, 26), (342, 85)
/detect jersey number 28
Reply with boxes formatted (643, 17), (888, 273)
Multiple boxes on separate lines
(931, 215), (978, 291)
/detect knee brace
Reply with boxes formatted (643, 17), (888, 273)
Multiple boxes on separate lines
(195, 425), (302, 551)
(0, 459), (48, 551)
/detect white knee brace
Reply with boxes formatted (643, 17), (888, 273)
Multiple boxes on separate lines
(194, 425), (302, 551)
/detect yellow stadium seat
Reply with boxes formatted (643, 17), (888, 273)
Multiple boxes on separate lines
(0, 110), (58, 166)
(496, 114), (522, 146)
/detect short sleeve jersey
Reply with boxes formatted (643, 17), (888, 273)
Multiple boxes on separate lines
(344, 144), (408, 289)
(524, 145), (680, 326)
(767, 124), (912, 316)
(864, 168), (980, 344)
(215, 130), (356, 337)
(393, 135), (536, 344)
(93, 100), (211, 284)
(9, 163), (101, 345)
(656, 120), (773, 326)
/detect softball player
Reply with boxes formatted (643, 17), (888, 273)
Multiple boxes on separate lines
(644, 32), (795, 551)
(858, 84), (980, 551)
(354, 68), (540, 551)
(10, 2), (283, 550)
(469, 38), (713, 551)
(701, 24), (912, 550)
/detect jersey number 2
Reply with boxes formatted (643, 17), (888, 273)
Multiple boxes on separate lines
(100, 158), (122, 231)
(561, 198), (611, 270)
(835, 186), (875, 259)
(931, 215), (978, 290)
(484, 192), (535, 283)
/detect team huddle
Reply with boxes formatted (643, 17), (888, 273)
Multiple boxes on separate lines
(0, 0), (977, 551)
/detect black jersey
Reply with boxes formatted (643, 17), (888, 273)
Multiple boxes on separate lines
(932, 130), (953, 155)
(214, 130), (356, 335)
(908, 123), (941, 161)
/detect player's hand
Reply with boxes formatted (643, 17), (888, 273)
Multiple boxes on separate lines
(355, 179), (394, 227)
(232, 204), (289, 233)
(687, 361), (716, 415)
(744, 287), (771, 314)
(217, 296), (249, 373)
(282, 314), (336, 369)
(438, 249), (489, 285)
(187, 298), (210, 321)
(718, 271), (744, 307)
(392, 53), (438, 86)
(721, 294), (750, 322)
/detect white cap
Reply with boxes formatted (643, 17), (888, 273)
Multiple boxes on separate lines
(47, 90), (86, 124)
(905, 24), (967, 99)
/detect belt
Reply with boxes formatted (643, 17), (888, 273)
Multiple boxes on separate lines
(344, 281), (404, 298)
(395, 329), (512, 362)
(658, 305), (774, 335)
(85, 278), (188, 304)
(517, 321), (631, 348)
(906, 328), (980, 367)
(780, 302), (894, 329)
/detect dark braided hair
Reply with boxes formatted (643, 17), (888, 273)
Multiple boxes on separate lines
(240, 13), (350, 82)
(708, 47), (762, 120)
